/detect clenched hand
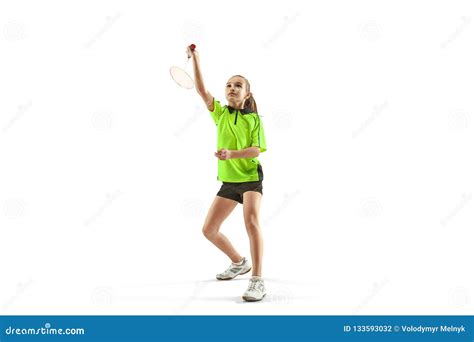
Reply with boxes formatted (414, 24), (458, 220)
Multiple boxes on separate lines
(214, 148), (233, 160)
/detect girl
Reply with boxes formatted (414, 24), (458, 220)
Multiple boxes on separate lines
(186, 45), (267, 302)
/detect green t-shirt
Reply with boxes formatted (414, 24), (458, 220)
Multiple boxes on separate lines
(209, 98), (267, 182)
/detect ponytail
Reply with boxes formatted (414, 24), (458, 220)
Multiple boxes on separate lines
(244, 93), (258, 114)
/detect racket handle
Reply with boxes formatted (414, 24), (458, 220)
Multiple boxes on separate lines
(187, 44), (196, 60)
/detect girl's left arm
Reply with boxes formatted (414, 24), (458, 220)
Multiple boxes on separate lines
(229, 147), (260, 159)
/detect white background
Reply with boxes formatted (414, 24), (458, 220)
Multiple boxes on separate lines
(1, 0), (473, 314)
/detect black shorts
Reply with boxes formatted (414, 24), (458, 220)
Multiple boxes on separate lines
(216, 164), (264, 204)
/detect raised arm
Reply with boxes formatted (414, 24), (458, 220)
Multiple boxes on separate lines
(187, 46), (214, 111)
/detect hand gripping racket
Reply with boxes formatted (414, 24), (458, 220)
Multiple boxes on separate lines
(170, 44), (196, 89)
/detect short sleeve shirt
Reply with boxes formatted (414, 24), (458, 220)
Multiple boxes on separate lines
(209, 98), (267, 182)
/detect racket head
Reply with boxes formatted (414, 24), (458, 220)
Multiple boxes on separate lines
(170, 66), (194, 89)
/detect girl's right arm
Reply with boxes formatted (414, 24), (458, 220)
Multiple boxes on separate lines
(187, 46), (214, 111)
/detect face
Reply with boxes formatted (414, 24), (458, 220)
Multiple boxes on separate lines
(225, 76), (249, 107)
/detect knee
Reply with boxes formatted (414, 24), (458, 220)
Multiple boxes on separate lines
(202, 224), (219, 240)
(244, 215), (260, 234)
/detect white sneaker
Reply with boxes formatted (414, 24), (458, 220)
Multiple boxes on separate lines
(216, 257), (252, 280)
(242, 277), (266, 302)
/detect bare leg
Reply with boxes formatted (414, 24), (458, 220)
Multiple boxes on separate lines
(202, 196), (242, 263)
(242, 191), (263, 277)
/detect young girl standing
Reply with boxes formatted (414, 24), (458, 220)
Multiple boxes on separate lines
(186, 45), (267, 301)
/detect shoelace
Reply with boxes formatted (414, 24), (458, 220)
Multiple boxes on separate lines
(248, 279), (261, 292)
